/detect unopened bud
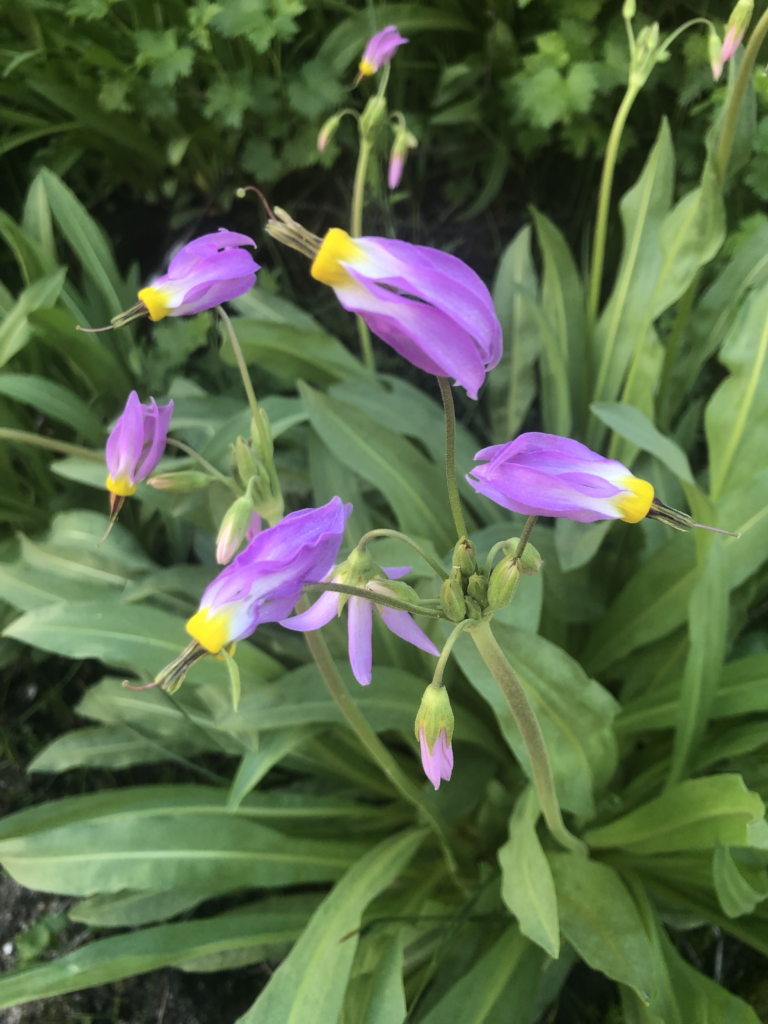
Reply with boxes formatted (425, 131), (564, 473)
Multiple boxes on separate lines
(414, 684), (454, 750)
(467, 573), (488, 605)
(232, 436), (259, 488)
(216, 490), (256, 564)
(622, 0), (636, 19)
(388, 126), (418, 190)
(518, 542), (542, 575)
(487, 555), (521, 611)
(369, 578), (420, 605)
(709, 24), (724, 80)
(318, 112), (343, 153)
(453, 537), (477, 579)
(360, 95), (387, 142)
(147, 470), (211, 493)
(440, 574), (466, 622)
(722, 0), (753, 61)
(251, 410), (274, 461)
(465, 595), (484, 620)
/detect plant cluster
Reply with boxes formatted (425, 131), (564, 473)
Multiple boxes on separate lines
(3, 7), (768, 1024)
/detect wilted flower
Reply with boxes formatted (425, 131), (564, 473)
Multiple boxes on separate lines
(108, 230), (258, 328)
(721, 0), (753, 63)
(106, 391), (173, 518)
(388, 127), (418, 189)
(358, 25), (408, 78)
(281, 556), (438, 686)
(186, 497), (351, 655)
(415, 684), (454, 790)
(310, 229), (502, 398)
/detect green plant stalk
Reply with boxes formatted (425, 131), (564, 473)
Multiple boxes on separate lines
(300, 609), (461, 879)
(716, 8), (768, 182)
(304, 580), (445, 619)
(437, 376), (469, 540)
(588, 83), (641, 329)
(351, 137), (375, 373)
(357, 528), (449, 580)
(515, 515), (538, 559)
(217, 305), (283, 523)
(432, 619), (472, 688)
(470, 619), (587, 855)
(165, 438), (240, 493)
(0, 428), (105, 462)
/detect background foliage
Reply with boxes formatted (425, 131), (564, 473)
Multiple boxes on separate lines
(4, 1), (768, 1022)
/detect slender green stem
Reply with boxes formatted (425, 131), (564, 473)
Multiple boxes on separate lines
(470, 620), (587, 855)
(357, 528), (449, 580)
(655, 277), (697, 430)
(351, 137), (375, 372)
(515, 516), (538, 560)
(588, 84), (640, 329)
(304, 581), (445, 619)
(431, 620), (472, 688)
(716, 9), (768, 182)
(437, 376), (468, 540)
(484, 541), (507, 578)
(165, 438), (240, 493)
(0, 428), (105, 462)
(300, 607), (461, 878)
(217, 305), (283, 516)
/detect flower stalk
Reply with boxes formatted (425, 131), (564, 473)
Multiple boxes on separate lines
(437, 376), (469, 540)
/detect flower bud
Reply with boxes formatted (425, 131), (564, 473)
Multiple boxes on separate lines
(622, 0), (636, 19)
(147, 470), (211, 493)
(708, 23), (724, 80)
(453, 537), (477, 579)
(465, 595), (484, 620)
(232, 436), (259, 489)
(440, 571), (466, 622)
(318, 112), (343, 153)
(369, 578), (420, 605)
(360, 95), (387, 142)
(388, 126), (418, 190)
(414, 684), (454, 751)
(487, 555), (521, 611)
(216, 489), (256, 564)
(519, 542), (542, 575)
(467, 573), (488, 606)
(250, 409), (273, 461)
(722, 0), (753, 61)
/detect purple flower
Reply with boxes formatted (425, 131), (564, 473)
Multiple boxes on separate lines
(419, 727), (453, 790)
(137, 229), (259, 322)
(186, 497), (351, 653)
(106, 391), (173, 498)
(720, 0), (752, 65)
(467, 432), (655, 524)
(359, 25), (408, 77)
(310, 229), (502, 399)
(280, 565), (439, 686)
(720, 23), (744, 62)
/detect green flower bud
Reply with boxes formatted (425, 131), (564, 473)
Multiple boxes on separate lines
(519, 542), (542, 575)
(414, 684), (454, 749)
(487, 555), (521, 611)
(317, 112), (343, 153)
(622, 0), (636, 19)
(453, 537), (477, 579)
(232, 436), (259, 489)
(369, 579), (420, 605)
(465, 595), (484, 620)
(440, 574), (466, 622)
(147, 470), (211, 493)
(250, 410), (273, 461)
(467, 573), (488, 606)
(360, 95), (387, 142)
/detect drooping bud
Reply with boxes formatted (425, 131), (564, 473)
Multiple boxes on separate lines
(708, 23), (724, 80)
(722, 0), (753, 62)
(318, 112), (343, 153)
(147, 469), (211, 492)
(440, 569), (467, 622)
(216, 484), (256, 564)
(453, 537), (477, 579)
(388, 126), (418, 190)
(488, 554), (521, 611)
(415, 684), (454, 790)
(518, 542), (543, 575)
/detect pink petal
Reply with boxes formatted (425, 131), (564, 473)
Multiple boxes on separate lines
(419, 728), (453, 790)
(279, 589), (339, 632)
(348, 596), (373, 685)
(378, 605), (439, 656)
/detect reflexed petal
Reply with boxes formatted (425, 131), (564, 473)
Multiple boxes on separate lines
(106, 391), (145, 484)
(382, 566), (412, 579)
(378, 605), (439, 656)
(348, 596), (373, 686)
(279, 590), (339, 632)
(166, 230), (256, 279)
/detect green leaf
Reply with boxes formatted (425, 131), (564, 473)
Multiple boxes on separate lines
(135, 29), (195, 87)
(0, 562), (112, 611)
(228, 728), (318, 810)
(300, 382), (455, 550)
(417, 924), (544, 1024)
(0, 372), (103, 441)
(30, 306), (131, 398)
(590, 402), (693, 483)
(0, 270), (67, 369)
(713, 844), (768, 919)
(39, 168), (133, 317)
(453, 623), (618, 816)
(236, 830), (425, 1024)
(583, 775), (765, 854)
(0, 811), (365, 896)
(706, 280), (768, 500)
(27, 725), (209, 772)
(499, 787), (559, 958)
(69, 887), (223, 928)
(0, 910), (310, 1008)
(548, 853), (655, 1002)
(362, 934), (407, 1024)
(668, 542), (729, 784)
(554, 518), (611, 573)
(530, 208), (587, 437)
(488, 225), (541, 442)
(582, 533), (697, 675)
(588, 120), (674, 447)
